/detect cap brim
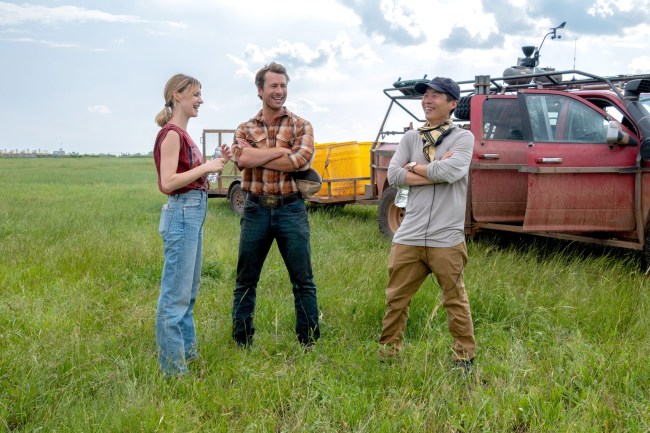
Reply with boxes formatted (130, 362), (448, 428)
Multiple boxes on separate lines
(414, 82), (451, 96)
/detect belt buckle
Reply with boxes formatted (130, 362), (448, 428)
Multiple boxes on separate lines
(260, 195), (279, 209)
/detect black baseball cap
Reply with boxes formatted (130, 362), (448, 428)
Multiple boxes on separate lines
(414, 76), (461, 101)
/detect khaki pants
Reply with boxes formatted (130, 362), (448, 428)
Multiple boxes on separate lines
(379, 242), (476, 360)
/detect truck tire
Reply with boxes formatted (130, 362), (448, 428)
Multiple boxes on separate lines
(454, 95), (471, 121)
(229, 183), (245, 216)
(378, 186), (404, 239)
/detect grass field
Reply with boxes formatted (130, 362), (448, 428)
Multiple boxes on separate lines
(1, 157), (649, 432)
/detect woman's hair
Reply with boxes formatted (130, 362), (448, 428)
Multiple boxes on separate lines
(155, 74), (201, 127)
(254, 62), (290, 91)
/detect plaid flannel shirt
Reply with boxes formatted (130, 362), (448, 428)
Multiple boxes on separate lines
(233, 107), (314, 195)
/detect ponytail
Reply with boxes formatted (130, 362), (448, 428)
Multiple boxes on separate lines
(155, 105), (172, 127)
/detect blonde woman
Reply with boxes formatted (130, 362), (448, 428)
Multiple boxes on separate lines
(153, 74), (228, 376)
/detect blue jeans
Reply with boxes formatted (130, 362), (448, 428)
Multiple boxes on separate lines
(156, 190), (207, 375)
(232, 198), (320, 346)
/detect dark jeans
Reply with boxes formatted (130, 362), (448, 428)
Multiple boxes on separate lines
(232, 198), (320, 346)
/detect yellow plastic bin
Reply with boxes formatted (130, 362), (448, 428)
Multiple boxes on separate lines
(357, 141), (372, 177)
(317, 141), (360, 197)
(355, 141), (373, 196)
(311, 142), (331, 180)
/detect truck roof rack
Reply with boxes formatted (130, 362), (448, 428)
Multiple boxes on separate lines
(391, 70), (650, 100)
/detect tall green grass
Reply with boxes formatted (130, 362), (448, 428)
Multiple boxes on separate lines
(1, 158), (648, 432)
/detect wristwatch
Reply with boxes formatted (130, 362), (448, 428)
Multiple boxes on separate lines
(406, 162), (417, 172)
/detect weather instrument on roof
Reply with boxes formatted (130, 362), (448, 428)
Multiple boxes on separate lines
(504, 21), (567, 85)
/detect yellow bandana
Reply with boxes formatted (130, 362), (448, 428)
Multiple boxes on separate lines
(418, 119), (454, 162)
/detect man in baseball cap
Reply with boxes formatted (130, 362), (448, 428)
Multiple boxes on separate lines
(414, 76), (461, 101)
(378, 73), (476, 371)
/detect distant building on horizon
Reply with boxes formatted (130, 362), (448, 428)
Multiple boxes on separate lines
(53, 148), (65, 156)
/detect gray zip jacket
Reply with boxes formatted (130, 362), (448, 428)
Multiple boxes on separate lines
(388, 126), (474, 247)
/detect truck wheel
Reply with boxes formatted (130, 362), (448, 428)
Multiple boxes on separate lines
(378, 186), (404, 239)
(229, 183), (245, 216)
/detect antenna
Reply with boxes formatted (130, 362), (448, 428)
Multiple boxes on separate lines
(533, 21), (567, 68)
(572, 38), (577, 81)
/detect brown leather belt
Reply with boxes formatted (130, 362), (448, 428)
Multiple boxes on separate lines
(246, 192), (301, 209)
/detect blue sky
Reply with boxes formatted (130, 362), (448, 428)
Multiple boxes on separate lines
(1, 0), (649, 155)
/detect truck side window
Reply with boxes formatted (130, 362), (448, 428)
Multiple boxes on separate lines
(482, 98), (523, 140)
(586, 97), (638, 136)
(525, 94), (608, 144)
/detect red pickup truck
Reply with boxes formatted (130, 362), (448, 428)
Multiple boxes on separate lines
(378, 67), (650, 271)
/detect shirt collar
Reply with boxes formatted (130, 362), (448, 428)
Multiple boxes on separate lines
(253, 106), (291, 124)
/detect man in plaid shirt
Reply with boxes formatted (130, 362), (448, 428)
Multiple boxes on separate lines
(230, 62), (319, 349)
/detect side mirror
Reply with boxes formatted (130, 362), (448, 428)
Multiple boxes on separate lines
(606, 120), (638, 147)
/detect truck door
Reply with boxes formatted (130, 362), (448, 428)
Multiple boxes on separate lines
(520, 91), (637, 233)
(470, 96), (528, 223)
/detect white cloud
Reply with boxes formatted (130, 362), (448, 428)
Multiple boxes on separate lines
(239, 40), (326, 67)
(336, 0), (426, 46)
(227, 54), (255, 82)
(327, 32), (380, 64)
(379, 0), (425, 41)
(287, 97), (330, 114)
(629, 56), (650, 74)
(0, 2), (185, 28)
(227, 32), (379, 84)
(2, 37), (76, 48)
(88, 105), (111, 114)
(588, 0), (635, 16)
(0, 28), (23, 34)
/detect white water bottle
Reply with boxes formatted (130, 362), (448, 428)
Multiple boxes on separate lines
(394, 186), (409, 208)
(207, 147), (222, 183)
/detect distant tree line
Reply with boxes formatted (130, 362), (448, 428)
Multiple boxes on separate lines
(1, 150), (154, 158)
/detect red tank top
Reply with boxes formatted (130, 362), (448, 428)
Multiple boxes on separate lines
(153, 123), (207, 195)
